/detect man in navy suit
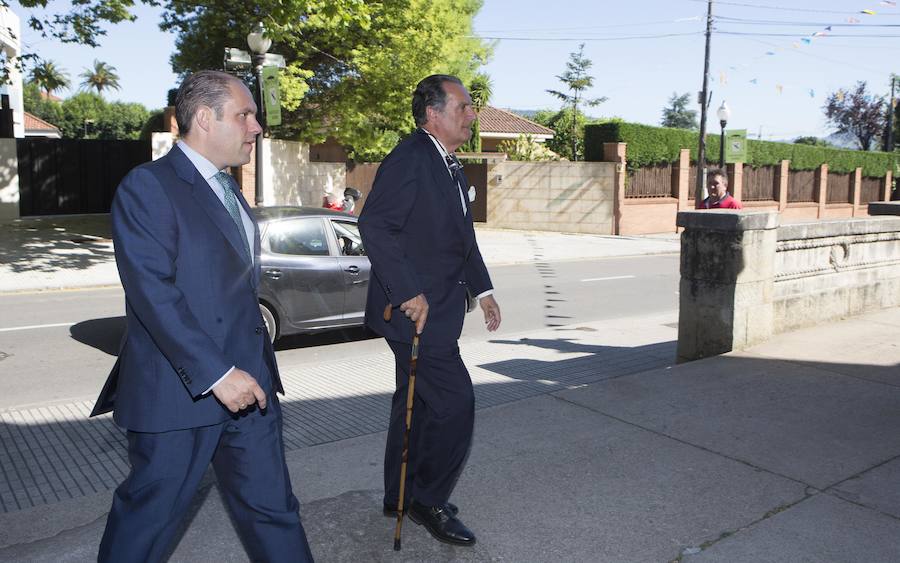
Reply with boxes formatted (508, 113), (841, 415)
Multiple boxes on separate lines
(94, 70), (314, 562)
(358, 74), (502, 546)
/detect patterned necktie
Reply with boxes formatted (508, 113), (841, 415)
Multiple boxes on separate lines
(445, 154), (467, 215)
(213, 171), (252, 260)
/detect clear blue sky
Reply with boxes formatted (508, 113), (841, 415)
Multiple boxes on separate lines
(12, 0), (900, 141)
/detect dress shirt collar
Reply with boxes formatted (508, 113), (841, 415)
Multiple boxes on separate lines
(177, 140), (225, 181)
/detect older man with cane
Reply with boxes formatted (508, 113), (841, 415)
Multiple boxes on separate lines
(358, 74), (501, 548)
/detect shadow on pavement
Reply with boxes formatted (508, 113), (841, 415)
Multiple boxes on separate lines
(70, 317), (125, 356)
(0, 216), (114, 274)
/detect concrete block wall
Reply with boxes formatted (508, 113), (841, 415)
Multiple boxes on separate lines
(486, 161), (615, 234)
(243, 139), (345, 208)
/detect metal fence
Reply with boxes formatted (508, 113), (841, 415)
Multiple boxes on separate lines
(826, 172), (852, 204)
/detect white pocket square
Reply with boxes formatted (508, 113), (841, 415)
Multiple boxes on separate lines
(468, 186), (476, 202)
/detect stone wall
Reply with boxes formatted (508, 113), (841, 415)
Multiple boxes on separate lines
(485, 161), (615, 234)
(677, 209), (900, 362)
(774, 217), (900, 332)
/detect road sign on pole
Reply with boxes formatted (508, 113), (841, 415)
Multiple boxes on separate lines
(261, 66), (281, 127)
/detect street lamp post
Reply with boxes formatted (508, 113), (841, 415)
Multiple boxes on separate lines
(717, 101), (730, 170)
(247, 22), (271, 206)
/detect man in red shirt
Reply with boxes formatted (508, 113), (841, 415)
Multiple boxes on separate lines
(701, 168), (743, 209)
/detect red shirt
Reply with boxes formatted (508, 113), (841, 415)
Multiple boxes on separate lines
(701, 193), (743, 209)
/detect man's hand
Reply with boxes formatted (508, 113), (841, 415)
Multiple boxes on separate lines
(480, 294), (501, 332)
(212, 368), (268, 413)
(400, 294), (429, 334)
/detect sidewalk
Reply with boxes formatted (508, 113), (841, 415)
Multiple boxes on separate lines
(0, 214), (680, 293)
(1, 308), (899, 562)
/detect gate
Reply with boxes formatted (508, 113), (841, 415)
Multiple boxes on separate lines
(461, 161), (487, 222)
(17, 138), (151, 216)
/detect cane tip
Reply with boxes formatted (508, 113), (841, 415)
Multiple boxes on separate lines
(393, 539), (401, 551)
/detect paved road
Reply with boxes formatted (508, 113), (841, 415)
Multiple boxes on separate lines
(0, 255), (679, 409)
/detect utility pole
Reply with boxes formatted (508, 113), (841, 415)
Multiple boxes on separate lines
(696, 0), (713, 207)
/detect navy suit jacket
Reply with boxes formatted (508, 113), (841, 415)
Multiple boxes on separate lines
(358, 130), (492, 346)
(92, 145), (282, 433)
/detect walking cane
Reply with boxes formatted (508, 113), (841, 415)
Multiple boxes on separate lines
(385, 303), (419, 551)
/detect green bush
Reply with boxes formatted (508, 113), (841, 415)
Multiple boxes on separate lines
(585, 121), (897, 177)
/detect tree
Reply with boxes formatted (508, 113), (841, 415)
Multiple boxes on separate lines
(660, 92), (698, 130)
(460, 73), (492, 153)
(793, 136), (833, 147)
(497, 134), (560, 161)
(22, 81), (64, 126)
(79, 60), (122, 96)
(5, 1), (141, 83)
(29, 60), (70, 97)
(531, 107), (593, 161)
(546, 43), (606, 160)
(824, 81), (886, 151)
(159, 0), (492, 160)
(50, 92), (149, 139)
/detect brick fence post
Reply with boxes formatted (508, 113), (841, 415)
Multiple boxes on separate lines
(603, 142), (627, 235)
(816, 163), (828, 218)
(730, 161), (744, 203)
(676, 148), (690, 211)
(852, 167), (863, 216)
(775, 159), (789, 212)
(884, 170), (894, 202)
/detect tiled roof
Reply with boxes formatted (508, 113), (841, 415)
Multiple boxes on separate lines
(477, 106), (554, 136)
(24, 112), (60, 132)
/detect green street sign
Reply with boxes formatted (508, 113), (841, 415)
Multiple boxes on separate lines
(725, 129), (747, 163)
(261, 66), (281, 127)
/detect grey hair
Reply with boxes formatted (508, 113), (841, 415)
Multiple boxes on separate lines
(412, 74), (463, 127)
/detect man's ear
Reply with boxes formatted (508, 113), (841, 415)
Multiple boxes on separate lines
(195, 105), (213, 133)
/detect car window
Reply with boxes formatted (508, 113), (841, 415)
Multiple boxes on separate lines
(267, 218), (331, 256)
(332, 220), (366, 256)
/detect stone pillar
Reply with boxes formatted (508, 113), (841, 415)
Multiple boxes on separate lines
(851, 167), (863, 216)
(775, 159), (789, 211)
(730, 161), (744, 203)
(884, 170), (893, 202)
(603, 142), (626, 235)
(816, 163), (828, 219)
(675, 148), (690, 211)
(676, 210), (779, 362)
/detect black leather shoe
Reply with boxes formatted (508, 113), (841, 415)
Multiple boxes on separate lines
(383, 500), (458, 518)
(406, 499), (476, 546)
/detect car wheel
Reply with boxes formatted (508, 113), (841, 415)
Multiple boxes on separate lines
(259, 303), (277, 344)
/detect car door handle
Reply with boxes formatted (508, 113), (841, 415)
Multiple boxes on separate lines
(344, 265), (360, 274)
(264, 269), (282, 280)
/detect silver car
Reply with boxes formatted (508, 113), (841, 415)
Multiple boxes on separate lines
(253, 206), (370, 343)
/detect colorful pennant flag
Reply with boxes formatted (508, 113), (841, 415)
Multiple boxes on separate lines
(847, 17), (861, 23)
(861, 9), (876, 14)
(749, 78), (758, 84)
(776, 84), (783, 94)
(809, 89), (815, 98)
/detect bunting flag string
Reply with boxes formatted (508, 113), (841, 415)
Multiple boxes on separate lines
(717, 1), (895, 102)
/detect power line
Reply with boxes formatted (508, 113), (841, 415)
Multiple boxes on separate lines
(684, 0), (899, 15)
(715, 16), (900, 27)
(718, 31), (900, 37)
(474, 32), (703, 42)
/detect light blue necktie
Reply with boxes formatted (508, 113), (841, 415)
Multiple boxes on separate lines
(214, 171), (252, 260)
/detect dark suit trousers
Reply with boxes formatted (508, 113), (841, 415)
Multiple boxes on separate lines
(98, 397), (313, 563)
(383, 339), (475, 508)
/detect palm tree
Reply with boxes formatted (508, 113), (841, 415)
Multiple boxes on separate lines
(79, 60), (121, 96)
(462, 73), (493, 153)
(29, 60), (70, 97)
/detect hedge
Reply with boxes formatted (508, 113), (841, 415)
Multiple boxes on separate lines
(584, 121), (897, 178)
